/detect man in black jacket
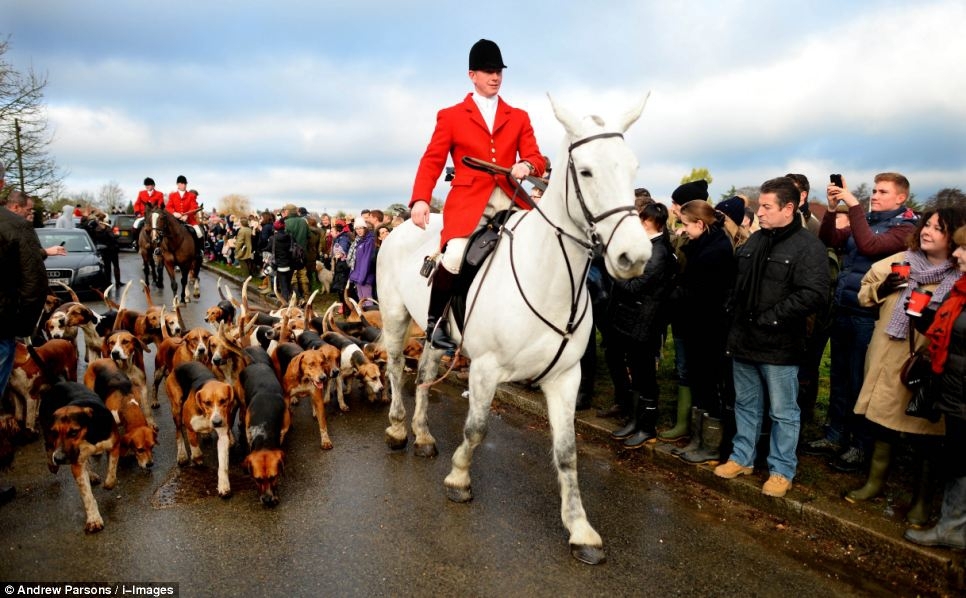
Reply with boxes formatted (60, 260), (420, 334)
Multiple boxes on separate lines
(714, 177), (829, 498)
(0, 169), (50, 505)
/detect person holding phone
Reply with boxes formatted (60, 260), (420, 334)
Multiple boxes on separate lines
(804, 173), (918, 473)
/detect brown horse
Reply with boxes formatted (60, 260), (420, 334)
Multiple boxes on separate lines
(138, 224), (165, 289)
(143, 208), (202, 303)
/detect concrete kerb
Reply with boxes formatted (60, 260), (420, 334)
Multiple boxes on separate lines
(205, 265), (965, 592)
(490, 380), (966, 593)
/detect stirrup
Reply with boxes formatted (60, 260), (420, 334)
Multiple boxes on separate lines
(429, 318), (457, 352)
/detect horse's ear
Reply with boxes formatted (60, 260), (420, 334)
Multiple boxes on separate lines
(616, 92), (651, 133)
(548, 93), (582, 138)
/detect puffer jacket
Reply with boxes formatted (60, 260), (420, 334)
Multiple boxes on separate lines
(0, 207), (48, 338)
(272, 231), (293, 271)
(670, 224), (735, 340)
(610, 231), (677, 342)
(727, 220), (830, 365)
(821, 205), (917, 315)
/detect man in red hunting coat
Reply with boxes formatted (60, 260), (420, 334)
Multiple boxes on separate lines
(166, 174), (204, 262)
(166, 175), (200, 225)
(409, 38), (546, 350)
(134, 177), (164, 217)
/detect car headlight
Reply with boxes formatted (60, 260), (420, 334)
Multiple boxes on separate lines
(78, 265), (100, 276)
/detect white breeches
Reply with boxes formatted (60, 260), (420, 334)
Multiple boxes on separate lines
(440, 187), (512, 274)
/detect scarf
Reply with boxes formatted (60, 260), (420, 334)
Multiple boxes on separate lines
(740, 216), (802, 315)
(347, 237), (359, 270)
(885, 250), (959, 339)
(926, 273), (966, 374)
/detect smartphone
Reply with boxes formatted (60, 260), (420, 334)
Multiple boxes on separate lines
(830, 173), (843, 188)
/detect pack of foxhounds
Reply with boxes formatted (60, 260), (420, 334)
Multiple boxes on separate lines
(0, 277), (434, 532)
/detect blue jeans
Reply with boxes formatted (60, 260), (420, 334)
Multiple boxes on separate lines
(0, 337), (16, 397)
(730, 359), (801, 481)
(673, 333), (689, 386)
(826, 313), (875, 446)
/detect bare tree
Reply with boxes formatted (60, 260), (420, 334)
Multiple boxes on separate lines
(927, 187), (966, 210)
(218, 193), (252, 218)
(0, 37), (61, 201)
(98, 180), (125, 214)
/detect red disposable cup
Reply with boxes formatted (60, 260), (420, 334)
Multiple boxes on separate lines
(906, 287), (933, 317)
(891, 262), (911, 278)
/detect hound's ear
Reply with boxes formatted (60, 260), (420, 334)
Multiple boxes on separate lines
(136, 336), (151, 353)
(242, 454), (252, 474)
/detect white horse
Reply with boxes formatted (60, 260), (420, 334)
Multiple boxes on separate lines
(376, 95), (652, 564)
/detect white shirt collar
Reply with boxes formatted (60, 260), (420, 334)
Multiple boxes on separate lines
(472, 92), (499, 132)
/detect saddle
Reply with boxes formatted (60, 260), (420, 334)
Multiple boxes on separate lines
(448, 209), (515, 335)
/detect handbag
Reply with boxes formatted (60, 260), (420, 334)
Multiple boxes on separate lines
(900, 321), (941, 422)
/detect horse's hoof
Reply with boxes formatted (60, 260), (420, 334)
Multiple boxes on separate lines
(570, 544), (606, 565)
(445, 485), (473, 503)
(151, 402), (160, 410)
(413, 443), (438, 458)
(385, 433), (408, 451)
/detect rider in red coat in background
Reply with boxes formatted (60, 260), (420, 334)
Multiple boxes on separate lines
(166, 174), (203, 262)
(133, 177), (164, 217)
(166, 175), (200, 225)
(409, 39), (545, 350)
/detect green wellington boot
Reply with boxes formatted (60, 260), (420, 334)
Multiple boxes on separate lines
(659, 385), (692, 442)
(845, 440), (892, 503)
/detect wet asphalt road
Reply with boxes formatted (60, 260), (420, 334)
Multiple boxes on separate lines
(0, 252), (901, 597)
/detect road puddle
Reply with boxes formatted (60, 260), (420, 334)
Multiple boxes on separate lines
(151, 466), (254, 508)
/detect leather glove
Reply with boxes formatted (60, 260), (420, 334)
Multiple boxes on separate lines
(878, 272), (906, 298)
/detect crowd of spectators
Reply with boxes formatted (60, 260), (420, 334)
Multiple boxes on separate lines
(584, 172), (966, 550)
(199, 204), (407, 306)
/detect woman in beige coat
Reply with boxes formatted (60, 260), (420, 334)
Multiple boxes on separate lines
(234, 217), (255, 279)
(848, 206), (966, 525)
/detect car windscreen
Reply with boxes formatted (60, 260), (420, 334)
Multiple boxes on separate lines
(36, 231), (94, 253)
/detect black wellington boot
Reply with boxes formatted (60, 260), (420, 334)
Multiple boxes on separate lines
(681, 415), (723, 464)
(427, 267), (458, 351)
(623, 395), (658, 449)
(671, 407), (705, 457)
(905, 476), (966, 549)
(612, 392), (642, 440)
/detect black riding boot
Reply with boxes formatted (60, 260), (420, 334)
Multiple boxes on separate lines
(427, 267), (458, 351)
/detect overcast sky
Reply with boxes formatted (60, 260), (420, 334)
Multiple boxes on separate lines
(5, 0), (966, 215)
